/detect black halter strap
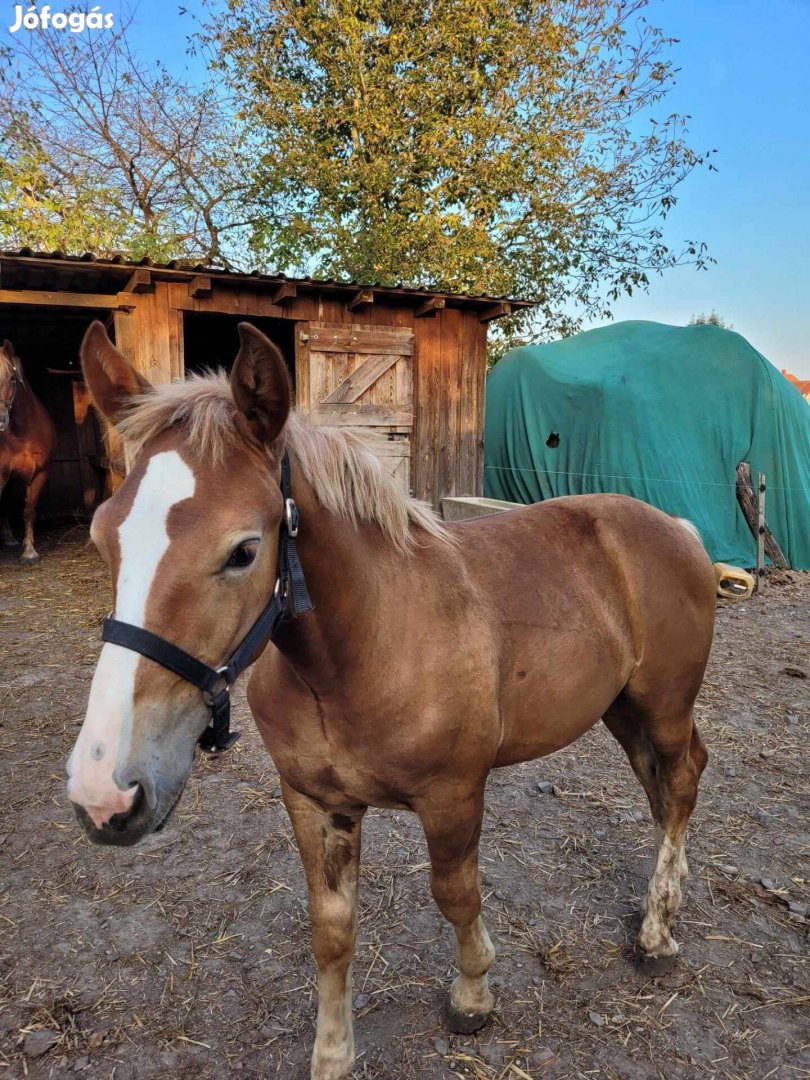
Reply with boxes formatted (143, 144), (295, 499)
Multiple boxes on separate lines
(101, 450), (312, 753)
(0, 374), (17, 431)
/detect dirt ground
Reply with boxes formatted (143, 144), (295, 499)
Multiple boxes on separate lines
(0, 528), (808, 1080)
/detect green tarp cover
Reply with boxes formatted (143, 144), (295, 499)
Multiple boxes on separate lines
(484, 321), (810, 569)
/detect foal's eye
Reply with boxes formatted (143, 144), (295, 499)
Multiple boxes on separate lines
(224, 541), (259, 570)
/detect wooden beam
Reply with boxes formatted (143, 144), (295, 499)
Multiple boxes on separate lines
(478, 301), (512, 323)
(123, 268), (153, 293)
(188, 275), (213, 299)
(0, 289), (135, 311)
(271, 282), (297, 304)
(415, 296), (445, 318)
(309, 326), (414, 356)
(311, 404), (411, 428)
(348, 287), (374, 311)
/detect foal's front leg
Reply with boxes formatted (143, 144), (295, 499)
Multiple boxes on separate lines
(418, 787), (496, 1033)
(282, 781), (364, 1080)
(21, 471), (47, 565)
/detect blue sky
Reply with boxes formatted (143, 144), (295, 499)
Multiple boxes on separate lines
(5, 0), (809, 375)
(601, 0), (810, 378)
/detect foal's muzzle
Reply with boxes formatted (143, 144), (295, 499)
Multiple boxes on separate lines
(71, 777), (188, 847)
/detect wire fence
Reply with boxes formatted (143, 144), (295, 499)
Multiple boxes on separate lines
(482, 463), (804, 495)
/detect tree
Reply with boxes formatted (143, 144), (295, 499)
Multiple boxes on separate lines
(0, 17), (255, 266)
(689, 311), (734, 329)
(204, 0), (713, 335)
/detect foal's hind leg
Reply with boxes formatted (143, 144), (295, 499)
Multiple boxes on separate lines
(1, 515), (17, 547)
(417, 785), (496, 1033)
(638, 720), (707, 958)
(605, 700), (707, 959)
(0, 471), (15, 546)
(603, 703), (663, 826)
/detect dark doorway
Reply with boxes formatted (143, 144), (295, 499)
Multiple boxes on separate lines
(183, 313), (296, 387)
(0, 307), (111, 522)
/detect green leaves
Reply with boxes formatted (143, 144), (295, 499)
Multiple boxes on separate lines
(0, 0), (712, 345)
(204, 0), (712, 337)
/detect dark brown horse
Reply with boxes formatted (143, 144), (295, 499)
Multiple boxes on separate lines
(67, 322), (715, 1080)
(0, 340), (55, 564)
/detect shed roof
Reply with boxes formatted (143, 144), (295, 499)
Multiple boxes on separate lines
(0, 248), (533, 314)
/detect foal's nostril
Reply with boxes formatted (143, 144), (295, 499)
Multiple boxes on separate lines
(105, 783), (146, 831)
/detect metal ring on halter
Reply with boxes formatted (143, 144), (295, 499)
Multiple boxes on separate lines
(202, 666), (230, 706)
(285, 497), (300, 538)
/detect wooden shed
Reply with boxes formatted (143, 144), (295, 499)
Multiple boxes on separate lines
(0, 250), (529, 518)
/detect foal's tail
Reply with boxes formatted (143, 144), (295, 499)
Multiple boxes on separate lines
(673, 517), (704, 548)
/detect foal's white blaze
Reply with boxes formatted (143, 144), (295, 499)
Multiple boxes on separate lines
(67, 452), (195, 827)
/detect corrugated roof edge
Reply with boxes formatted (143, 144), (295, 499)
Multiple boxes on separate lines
(0, 248), (534, 308)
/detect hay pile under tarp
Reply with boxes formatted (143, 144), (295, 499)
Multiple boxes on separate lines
(484, 321), (810, 568)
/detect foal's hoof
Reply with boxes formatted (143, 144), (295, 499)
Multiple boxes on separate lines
(20, 551), (40, 566)
(636, 950), (678, 976)
(311, 1042), (354, 1080)
(444, 1000), (491, 1035)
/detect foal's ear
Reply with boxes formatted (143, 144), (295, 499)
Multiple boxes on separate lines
(231, 323), (291, 446)
(80, 321), (151, 425)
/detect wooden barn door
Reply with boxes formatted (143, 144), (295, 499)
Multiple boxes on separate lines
(298, 323), (414, 492)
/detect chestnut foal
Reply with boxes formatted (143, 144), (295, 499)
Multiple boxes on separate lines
(67, 322), (714, 1080)
(0, 340), (55, 564)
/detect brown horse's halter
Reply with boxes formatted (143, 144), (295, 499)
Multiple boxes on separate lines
(99, 452), (312, 752)
(0, 373), (18, 433)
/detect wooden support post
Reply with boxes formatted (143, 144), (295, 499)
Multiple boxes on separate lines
(188, 275), (213, 299)
(735, 462), (788, 570)
(478, 301), (511, 323)
(123, 268), (153, 293)
(271, 282), (297, 305)
(116, 294), (137, 313)
(415, 296), (445, 318)
(756, 473), (766, 592)
(72, 379), (99, 513)
(348, 288), (374, 311)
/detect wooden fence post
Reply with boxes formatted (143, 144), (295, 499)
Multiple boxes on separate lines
(756, 473), (766, 592)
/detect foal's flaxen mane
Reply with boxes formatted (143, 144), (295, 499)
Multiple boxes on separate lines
(116, 371), (450, 553)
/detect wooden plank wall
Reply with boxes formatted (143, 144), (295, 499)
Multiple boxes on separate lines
(412, 309), (488, 506)
(114, 286), (184, 384)
(113, 281), (488, 508)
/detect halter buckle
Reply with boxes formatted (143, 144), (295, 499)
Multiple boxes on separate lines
(202, 666), (230, 706)
(285, 497), (300, 538)
(199, 682), (241, 753)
